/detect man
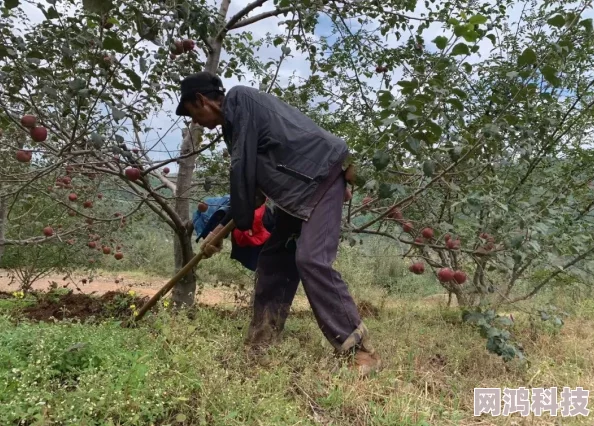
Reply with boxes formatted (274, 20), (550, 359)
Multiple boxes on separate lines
(175, 71), (381, 376)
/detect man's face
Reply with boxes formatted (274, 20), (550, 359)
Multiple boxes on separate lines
(183, 94), (221, 130)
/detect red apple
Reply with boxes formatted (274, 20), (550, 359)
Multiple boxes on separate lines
(68, 210), (76, 217)
(446, 239), (460, 250)
(163, 167), (170, 175)
(43, 226), (54, 237)
(30, 127), (48, 142)
(171, 40), (184, 55)
(414, 237), (424, 245)
(97, 193), (103, 199)
(21, 114), (36, 128)
(437, 268), (455, 283)
(88, 241), (96, 249)
(182, 39), (195, 52)
(362, 196), (372, 206)
(68, 193), (77, 202)
(453, 270), (467, 284)
(114, 252), (123, 260)
(409, 262), (425, 275)
(102, 246), (111, 255)
(15, 150), (32, 163)
(198, 202), (208, 213)
(402, 222), (414, 233)
(444, 233), (451, 242)
(62, 176), (72, 185)
(421, 228), (434, 239)
(125, 167), (141, 181)
(83, 201), (93, 209)
(388, 207), (403, 220)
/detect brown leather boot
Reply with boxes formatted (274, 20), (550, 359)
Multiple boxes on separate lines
(338, 323), (382, 377)
(350, 347), (382, 376)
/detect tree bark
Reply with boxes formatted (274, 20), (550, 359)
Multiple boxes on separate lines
(171, 0), (231, 307)
(0, 196), (7, 264)
(172, 126), (203, 307)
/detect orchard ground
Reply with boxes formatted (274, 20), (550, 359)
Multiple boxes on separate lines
(2, 238), (594, 425)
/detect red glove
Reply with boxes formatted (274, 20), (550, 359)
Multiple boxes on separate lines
(232, 205), (271, 247)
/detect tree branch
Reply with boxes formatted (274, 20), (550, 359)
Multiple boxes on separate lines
(230, 6), (293, 30)
(221, 0), (268, 36)
(505, 246), (594, 304)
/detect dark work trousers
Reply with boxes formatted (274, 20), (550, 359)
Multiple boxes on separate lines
(250, 172), (362, 351)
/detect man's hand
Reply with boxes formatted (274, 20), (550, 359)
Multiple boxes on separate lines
(201, 224), (224, 258)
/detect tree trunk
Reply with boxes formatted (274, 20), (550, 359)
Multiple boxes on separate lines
(172, 127), (203, 307)
(0, 196), (6, 264)
(169, 0), (230, 307)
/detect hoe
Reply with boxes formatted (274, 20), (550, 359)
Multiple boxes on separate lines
(133, 220), (235, 322)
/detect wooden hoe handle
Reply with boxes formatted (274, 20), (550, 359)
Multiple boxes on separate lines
(133, 220), (236, 322)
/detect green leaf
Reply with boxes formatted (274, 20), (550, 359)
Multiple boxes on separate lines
(432, 36), (448, 49)
(451, 88), (467, 99)
(518, 48), (537, 66)
(486, 34), (496, 45)
(495, 317), (513, 326)
(541, 65), (560, 86)
(580, 18), (593, 32)
(451, 43), (470, 56)
(422, 160), (435, 177)
(378, 182), (393, 199)
(112, 107), (126, 122)
(462, 311), (483, 324)
(27, 51), (44, 59)
(139, 57), (148, 74)
(176, 413), (187, 423)
(124, 69), (142, 90)
(372, 150), (390, 171)
(547, 14), (565, 28)
(404, 138), (420, 155)
(68, 78), (86, 91)
(469, 14), (488, 25)
(5, 0), (19, 8)
(463, 31), (479, 43)
(47, 6), (59, 19)
(82, 0), (113, 13)
(103, 36), (124, 53)
(446, 98), (464, 111)
(463, 62), (472, 73)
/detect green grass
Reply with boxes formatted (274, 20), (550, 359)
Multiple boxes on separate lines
(2, 288), (594, 425)
(3, 233), (594, 425)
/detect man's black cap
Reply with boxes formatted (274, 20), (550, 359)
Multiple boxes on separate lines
(175, 72), (226, 117)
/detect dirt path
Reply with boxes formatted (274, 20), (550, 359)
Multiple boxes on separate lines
(0, 269), (312, 311)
